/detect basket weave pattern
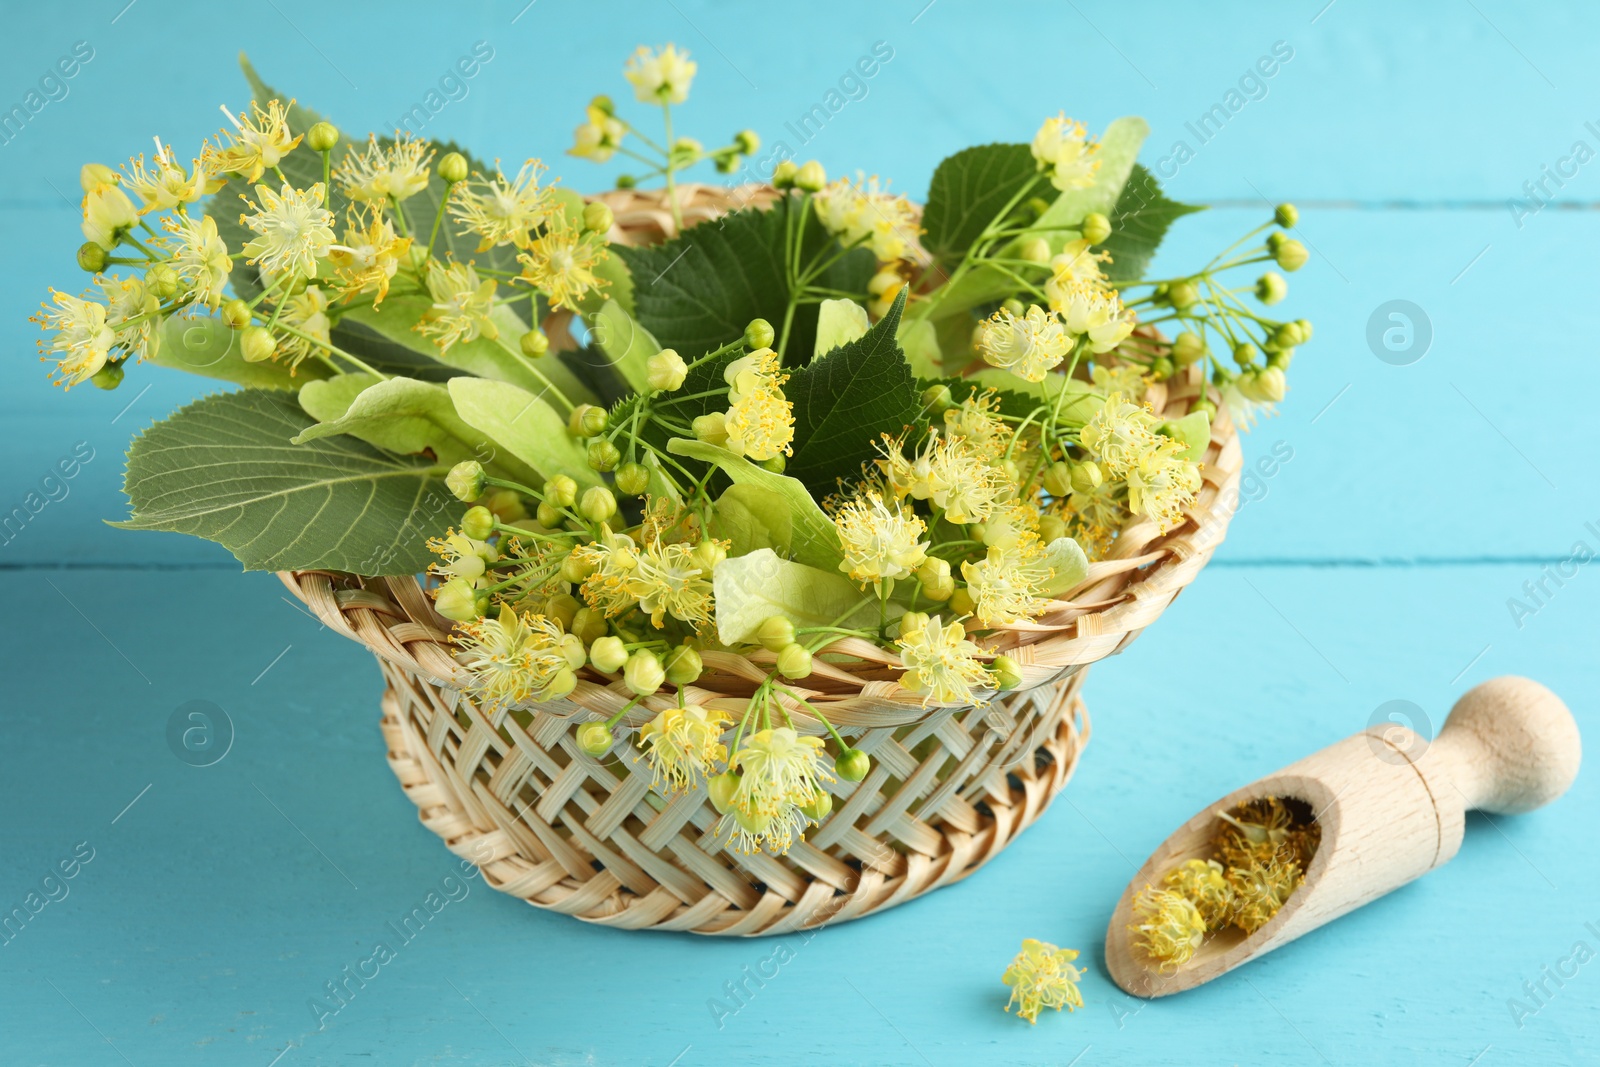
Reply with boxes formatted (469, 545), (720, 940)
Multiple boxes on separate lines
(279, 184), (1244, 935)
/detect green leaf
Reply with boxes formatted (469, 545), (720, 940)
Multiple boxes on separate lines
(813, 298), (870, 357)
(896, 316), (942, 379)
(446, 376), (598, 489)
(589, 298), (658, 394)
(1038, 537), (1090, 596)
(1033, 117), (1151, 239)
(1101, 163), (1205, 282)
(921, 143), (1046, 263)
(147, 316), (331, 390)
(1158, 408), (1211, 463)
(113, 389), (452, 575)
(667, 438), (842, 571)
(614, 199), (875, 360)
(712, 484), (792, 558)
(712, 548), (878, 646)
(784, 290), (920, 495)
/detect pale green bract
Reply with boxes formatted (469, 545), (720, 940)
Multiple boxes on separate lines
(447, 377), (600, 490)
(712, 549), (885, 646)
(1039, 537), (1090, 597)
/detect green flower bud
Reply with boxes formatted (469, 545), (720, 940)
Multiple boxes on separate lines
(1266, 230), (1287, 253)
(835, 748), (871, 782)
(1080, 211), (1112, 245)
(756, 616), (796, 652)
(520, 328), (550, 358)
(221, 298), (252, 330)
(1232, 342), (1258, 368)
(1024, 196), (1052, 220)
(447, 460), (486, 502)
(91, 361), (124, 391)
(240, 326), (277, 363)
(771, 160), (799, 189)
(744, 318), (775, 349)
(545, 474), (579, 509)
(80, 163), (119, 191)
(692, 411), (728, 447)
(570, 607), (607, 645)
(798, 790), (832, 822)
(898, 611), (929, 637)
(714, 153), (739, 175)
(1019, 237), (1052, 263)
(587, 439), (621, 472)
(484, 489), (526, 523)
(777, 644), (813, 679)
(917, 558), (954, 602)
(646, 348), (688, 391)
(692, 540), (726, 574)
(1167, 279), (1199, 310)
(991, 654), (1023, 691)
(624, 649), (665, 696)
(1151, 282), (1170, 306)
(1272, 322), (1302, 349)
(307, 121), (339, 153)
(663, 645), (703, 685)
(590, 635), (628, 674)
(1295, 318), (1313, 342)
(1172, 331), (1207, 366)
(438, 152), (469, 185)
(615, 461), (651, 496)
(536, 502), (562, 528)
(1273, 238), (1309, 272)
(1267, 347), (1294, 371)
(544, 593), (580, 630)
(434, 577), (480, 622)
(734, 129), (761, 155)
(947, 587), (975, 616)
(1151, 355), (1175, 380)
(460, 505), (495, 540)
(759, 455), (786, 474)
(920, 383), (954, 413)
(1274, 202), (1299, 228)
(1070, 460), (1103, 494)
(1255, 365), (1287, 402)
(569, 404), (608, 438)
(1255, 271), (1288, 306)
(582, 201), (614, 234)
(1191, 397), (1217, 418)
(1001, 297), (1026, 317)
(76, 241), (108, 273)
(795, 160), (826, 193)
(589, 93), (615, 116)
(1042, 461), (1072, 497)
(576, 721), (613, 757)
(560, 550), (595, 584)
(708, 771), (741, 813)
(579, 486), (617, 523)
(614, 174), (637, 190)
(1038, 514), (1067, 543)
(146, 262), (179, 299)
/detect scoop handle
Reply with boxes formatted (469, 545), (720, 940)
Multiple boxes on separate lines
(1426, 676), (1581, 815)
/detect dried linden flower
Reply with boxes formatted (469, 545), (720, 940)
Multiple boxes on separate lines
(1226, 858), (1302, 934)
(1130, 886), (1207, 973)
(1161, 858), (1235, 928)
(1002, 939), (1084, 1024)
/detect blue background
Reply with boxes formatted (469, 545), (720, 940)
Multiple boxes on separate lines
(3, 1), (1598, 1064)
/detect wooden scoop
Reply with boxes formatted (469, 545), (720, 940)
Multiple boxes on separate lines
(1105, 676), (1581, 997)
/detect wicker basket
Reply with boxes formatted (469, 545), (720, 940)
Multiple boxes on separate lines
(279, 184), (1244, 936)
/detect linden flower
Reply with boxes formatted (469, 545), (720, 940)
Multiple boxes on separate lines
(1130, 886), (1207, 972)
(813, 175), (925, 263)
(897, 615), (991, 707)
(926, 436), (1011, 525)
(1162, 859), (1235, 928)
(834, 491), (929, 586)
(33, 289), (114, 388)
(631, 537), (714, 629)
(240, 182), (335, 281)
(724, 383), (794, 461)
(453, 606), (581, 706)
(122, 150), (217, 214)
(328, 208), (412, 308)
(573, 525), (643, 618)
(624, 44), (697, 105)
(723, 346), (783, 402)
(1043, 240), (1112, 315)
(877, 432), (948, 503)
(449, 159), (553, 251)
(1059, 282), (1134, 354)
(518, 218), (609, 311)
(941, 394), (1009, 461)
(1226, 859), (1303, 934)
(1123, 437), (1201, 533)
(1002, 939), (1085, 1024)
(99, 274), (161, 364)
(336, 133), (433, 204)
(1079, 392), (1158, 476)
(570, 102), (626, 162)
(427, 529), (492, 581)
(977, 304), (1072, 383)
(163, 212), (233, 310)
(1031, 113), (1101, 192)
(962, 538), (1054, 627)
(1090, 361), (1147, 401)
(272, 285), (333, 368)
(636, 704), (731, 793)
(417, 260), (498, 352)
(727, 727), (832, 817)
(1061, 482), (1127, 561)
(81, 182), (138, 249)
(205, 99), (302, 184)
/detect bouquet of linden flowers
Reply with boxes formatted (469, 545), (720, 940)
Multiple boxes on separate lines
(35, 46), (1311, 857)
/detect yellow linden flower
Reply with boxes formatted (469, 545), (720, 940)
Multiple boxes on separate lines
(569, 102), (626, 162)
(81, 182), (138, 250)
(1060, 483), (1126, 561)
(720, 726), (833, 854)
(335, 133), (434, 204)
(427, 529), (492, 581)
(941, 393), (1009, 462)
(636, 704), (731, 793)
(453, 606), (581, 706)
(1044, 239), (1112, 313)
(1226, 859), (1301, 934)
(33, 289), (114, 388)
(240, 182), (335, 281)
(205, 99), (302, 184)
(162, 213), (233, 309)
(1060, 282), (1134, 354)
(1090, 361), (1147, 401)
(723, 346), (783, 402)
(99, 274), (161, 364)
(416, 260), (498, 352)
(961, 536), (1054, 627)
(1002, 939), (1084, 1024)
(834, 490), (928, 586)
(1078, 392), (1159, 476)
(449, 159), (553, 251)
(876, 432), (948, 503)
(976, 303), (1072, 383)
(573, 525), (643, 618)
(517, 217), (609, 311)
(724, 382), (794, 461)
(926, 435), (1011, 525)
(272, 284), (333, 368)
(328, 207), (412, 308)
(1123, 435), (1201, 533)
(122, 147), (218, 215)
(1030, 113), (1101, 192)
(1162, 859), (1235, 928)
(813, 174), (925, 263)
(1130, 886), (1207, 972)
(897, 615), (990, 707)
(630, 536), (713, 629)
(624, 44), (697, 105)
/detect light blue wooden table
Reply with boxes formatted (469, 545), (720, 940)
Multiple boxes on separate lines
(4, 2), (1597, 1063)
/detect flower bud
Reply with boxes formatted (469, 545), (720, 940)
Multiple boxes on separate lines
(79, 163), (119, 191)
(1274, 202), (1299, 228)
(76, 241), (108, 273)
(613, 174), (637, 190)
(536, 502), (562, 528)
(794, 160), (826, 193)
(570, 607), (607, 645)
(991, 654), (1023, 691)
(544, 593), (580, 630)
(1037, 514), (1067, 544)
(146, 262), (179, 299)
(1232, 342), (1258, 368)
(1150, 356), (1175, 381)
(898, 611), (929, 638)
(947, 587), (975, 616)
(560, 550), (595, 584)
(434, 577), (480, 622)
(1254, 365), (1288, 402)
(581, 201), (614, 234)
(744, 318), (775, 349)
(1191, 397), (1217, 418)
(615, 461), (650, 496)
(756, 616), (796, 652)
(569, 403), (607, 437)
(663, 645), (703, 685)
(1070, 460), (1103, 494)
(1019, 237), (1051, 263)
(1167, 280), (1200, 311)
(692, 411), (728, 447)
(835, 749), (871, 782)
(624, 649), (665, 695)
(91, 361), (124, 391)
(561, 634), (587, 669)
(240, 326), (277, 363)
(590, 635), (628, 673)
(483, 489), (525, 523)
(576, 721), (614, 757)
(708, 772), (740, 814)
(798, 790), (832, 822)
(438, 152), (469, 185)
(1080, 211), (1112, 245)
(1172, 330), (1206, 366)
(307, 121), (339, 153)
(759, 455), (786, 474)
(777, 644), (813, 679)
(771, 160), (799, 189)
(579, 486), (617, 523)
(222, 298), (252, 330)
(692, 540), (726, 573)
(1294, 318), (1313, 342)
(1255, 271), (1288, 306)
(520, 328), (550, 358)
(646, 348), (687, 391)
(447, 460), (486, 502)
(460, 505), (495, 540)
(734, 129), (761, 155)
(1266, 230), (1287, 253)
(587, 439), (621, 472)
(1273, 322), (1303, 348)
(920, 383), (954, 413)
(1273, 238), (1309, 272)
(1042, 461), (1072, 497)
(917, 558), (955, 602)
(1001, 297), (1026, 317)
(545, 474), (579, 509)
(1267, 348), (1293, 371)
